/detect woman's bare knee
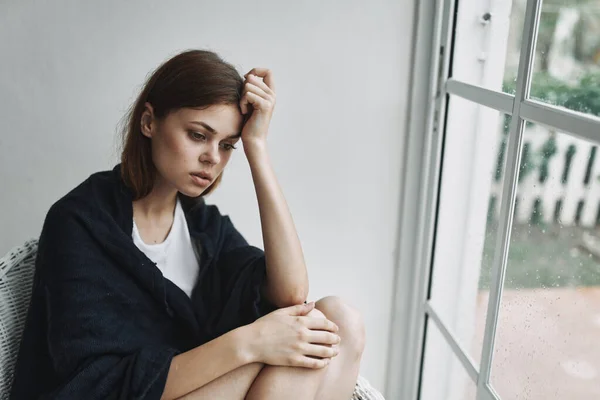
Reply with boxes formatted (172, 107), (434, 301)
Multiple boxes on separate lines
(315, 296), (366, 361)
(311, 297), (364, 400)
(245, 308), (332, 400)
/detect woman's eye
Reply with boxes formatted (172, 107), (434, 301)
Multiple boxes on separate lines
(221, 143), (237, 151)
(189, 131), (206, 141)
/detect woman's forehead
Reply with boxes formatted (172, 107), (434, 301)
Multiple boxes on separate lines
(176, 105), (243, 135)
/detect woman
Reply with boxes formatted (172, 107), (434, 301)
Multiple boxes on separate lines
(10, 50), (365, 400)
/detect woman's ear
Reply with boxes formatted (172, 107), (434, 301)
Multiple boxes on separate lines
(140, 102), (155, 138)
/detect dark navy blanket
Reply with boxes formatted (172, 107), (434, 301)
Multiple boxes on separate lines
(10, 165), (275, 399)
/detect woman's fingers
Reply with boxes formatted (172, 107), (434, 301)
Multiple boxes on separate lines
(240, 70), (276, 116)
(240, 95), (250, 115)
(306, 330), (341, 346)
(294, 355), (331, 369)
(246, 74), (275, 96)
(278, 302), (314, 316)
(302, 343), (340, 359)
(243, 82), (272, 102)
(241, 79), (275, 115)
(302, 316), (339, 333)
(244, 68), (275, 92)
(240, 92), (268, 114)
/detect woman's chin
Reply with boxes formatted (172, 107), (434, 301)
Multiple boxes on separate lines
(178, 185), (206, 198)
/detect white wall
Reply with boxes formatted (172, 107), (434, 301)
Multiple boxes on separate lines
(0, 0), (415, 390)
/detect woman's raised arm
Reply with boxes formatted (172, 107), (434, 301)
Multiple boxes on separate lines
(239, 68), (309, 307)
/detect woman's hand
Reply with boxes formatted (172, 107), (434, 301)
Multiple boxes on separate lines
(247, 302), (341, 369)
(239, 68), (276, 149)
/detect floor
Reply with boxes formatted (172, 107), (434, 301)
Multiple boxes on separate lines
(468, 287), (600, 399)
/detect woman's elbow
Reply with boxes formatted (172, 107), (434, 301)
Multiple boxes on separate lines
(288, 279), (309, 304)
(272, 286), (308, 308)
(288, 289), (308, 306)
(263, 272), (309, 307)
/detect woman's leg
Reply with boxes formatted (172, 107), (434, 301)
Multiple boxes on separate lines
(179, 307), (330, 400)
(176, 362), (264, 399)
(246, 296), (365, 400)
(179, 296), (365, 400)
(244, 307), (331, 399)
(313, 296), (366, 400)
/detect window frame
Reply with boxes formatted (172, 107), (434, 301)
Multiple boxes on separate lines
(384, 0), (600, 399)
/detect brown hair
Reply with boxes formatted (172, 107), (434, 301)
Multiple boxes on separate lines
(120, 49), (244, 200)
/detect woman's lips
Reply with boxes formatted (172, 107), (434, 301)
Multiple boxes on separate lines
(190, 173), (211, 187)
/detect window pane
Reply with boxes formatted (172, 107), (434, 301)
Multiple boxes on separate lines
(421, 319), (477, 400)
(491, 129), (600, 399)
(451, 0), (523, 92)
(529, 1), (600, 119)
(429, 96), (511, 366)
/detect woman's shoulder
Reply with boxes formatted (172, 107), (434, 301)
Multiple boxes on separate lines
(49, 167), (119, 212)
(44, 165), (128, 232)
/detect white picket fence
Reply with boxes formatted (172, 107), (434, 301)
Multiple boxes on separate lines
(490, 124), (600, 227)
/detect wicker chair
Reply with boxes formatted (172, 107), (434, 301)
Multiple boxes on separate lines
(0, 240), (384, 399)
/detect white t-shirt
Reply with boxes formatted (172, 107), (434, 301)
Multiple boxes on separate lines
(132, 198), (200, 298)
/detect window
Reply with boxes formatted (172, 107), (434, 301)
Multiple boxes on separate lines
(398, 0), (600, 399)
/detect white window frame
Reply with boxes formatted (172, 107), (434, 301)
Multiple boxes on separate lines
(384, 0), (600, 399)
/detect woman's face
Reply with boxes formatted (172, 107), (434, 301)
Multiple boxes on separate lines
(141, 103), (243, 197)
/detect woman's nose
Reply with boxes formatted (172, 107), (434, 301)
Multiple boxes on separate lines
(199, 143), (220, 165)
